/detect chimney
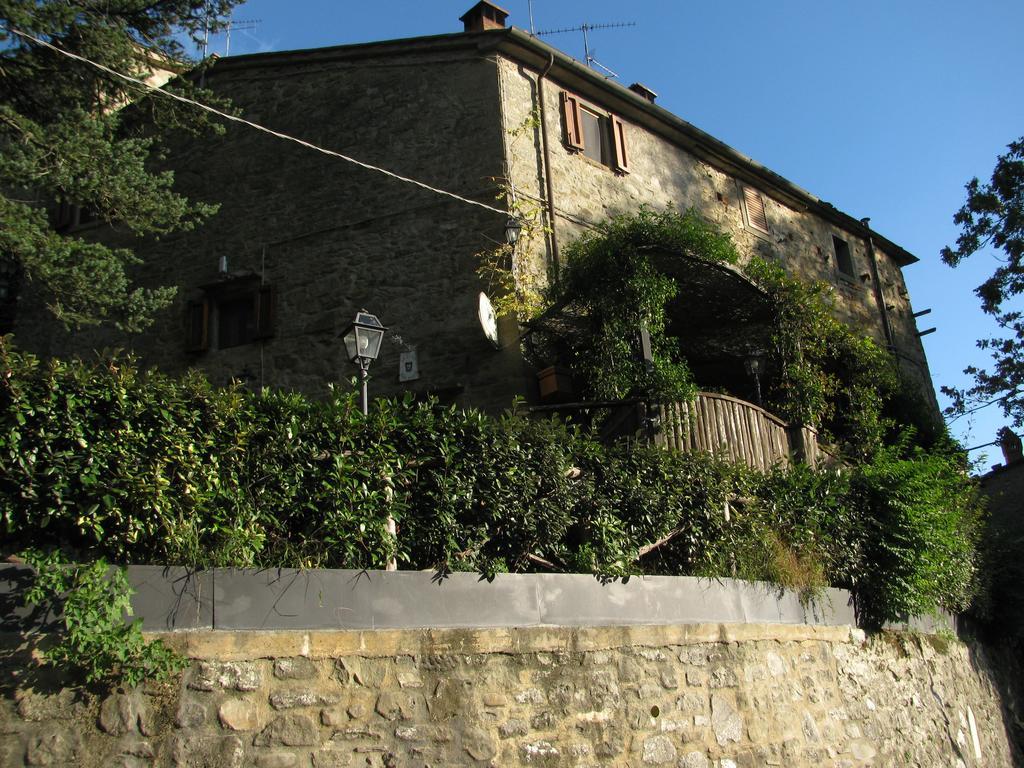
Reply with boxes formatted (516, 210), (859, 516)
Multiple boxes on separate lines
(629, 83), (658, 104)
(460, 1), (510, 32)
(999, 427), (1023, 466)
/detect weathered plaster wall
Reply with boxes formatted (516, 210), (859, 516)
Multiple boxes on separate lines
(497, 56), (935, 404)
(1, 624), (1018, 768)
(14, 40), (532, 412)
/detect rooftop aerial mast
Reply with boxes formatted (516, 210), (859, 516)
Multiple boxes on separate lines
(200, 6), (261, 58)
(534, 21), (636, 79)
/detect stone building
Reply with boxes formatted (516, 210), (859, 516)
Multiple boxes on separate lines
(979, 430), (1024, 638)
(17, 1), (935, 415)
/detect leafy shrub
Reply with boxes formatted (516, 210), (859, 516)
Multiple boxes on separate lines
(0, 341), (983, 629)
(732, 464), (858, 601)
(21, 549), (185, 687)
(851, 441), (983, 628)
(0, 341), (406, 569)
(395, 406), (579, 577)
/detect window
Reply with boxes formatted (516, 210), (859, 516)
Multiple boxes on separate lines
(53, 202), (99, 232)
(739, 185), (769, 235)
(561, 91), (629, 173)
(832, 235), (854, 278)
(580, 106), (610, 165)
(187, 278), (274, 352)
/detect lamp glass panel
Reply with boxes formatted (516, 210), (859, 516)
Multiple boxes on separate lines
(343, 327), (359, 361)
(505, 218), (522, 245)
(357, 326), (385, 360)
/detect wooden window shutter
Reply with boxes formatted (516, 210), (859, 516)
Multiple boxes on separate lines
(561, 91), (584, 150)
(254, 285), (275, 340)
(611, 115), (629, 173)
(743, 186), (769, 233)
(186, 299), (209, 352)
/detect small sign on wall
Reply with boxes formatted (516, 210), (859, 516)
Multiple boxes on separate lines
(399, 349), (420, 382)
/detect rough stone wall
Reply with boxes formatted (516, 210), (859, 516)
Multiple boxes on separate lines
(498, 57), (935, 406)
(13, 40), (533, 412)
(1, 624), (1017, 767)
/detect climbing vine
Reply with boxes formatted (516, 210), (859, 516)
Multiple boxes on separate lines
(21, 549), (186, 686)
(530, 207), (939, 459)
(742, 257), (908, 458)
(537, 206), (738, 403)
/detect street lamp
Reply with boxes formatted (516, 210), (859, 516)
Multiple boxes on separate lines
(342, 310), (387, 415)
(342, 309), (395, 571)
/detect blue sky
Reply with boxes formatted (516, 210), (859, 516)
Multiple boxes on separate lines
(205, 0), (1024, 459)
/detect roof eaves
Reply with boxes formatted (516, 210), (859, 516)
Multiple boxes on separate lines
(202, 28), (506, 72)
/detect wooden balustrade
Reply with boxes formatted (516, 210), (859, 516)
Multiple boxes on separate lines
(656, 392), (825, 470)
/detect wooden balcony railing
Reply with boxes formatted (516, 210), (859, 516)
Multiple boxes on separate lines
(656, 392), (826, 470)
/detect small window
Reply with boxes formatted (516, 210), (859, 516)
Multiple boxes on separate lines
(832, 235), (854, 278)
(560, 91), (629, 173)
(53, 202), (99, 232)
(580, 107), (610, 165)
(740, 185), (769, 235)
(186, 279), (275, 353)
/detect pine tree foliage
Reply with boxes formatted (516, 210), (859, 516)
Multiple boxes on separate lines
(0, 0), (242, 330)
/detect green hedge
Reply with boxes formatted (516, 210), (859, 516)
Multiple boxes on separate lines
(0, 341), (982, 627)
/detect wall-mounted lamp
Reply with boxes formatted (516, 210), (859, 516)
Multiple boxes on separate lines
(505, 216), (523, 247)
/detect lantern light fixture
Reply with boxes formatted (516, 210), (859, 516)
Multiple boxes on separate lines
(341, 310), (387, 415)
(505, 216), (523, 246)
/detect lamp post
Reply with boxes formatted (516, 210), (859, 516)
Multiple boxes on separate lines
(342, 310), (396, 570)
(744, 353), (765, 407)
(342, 310), (387, 415)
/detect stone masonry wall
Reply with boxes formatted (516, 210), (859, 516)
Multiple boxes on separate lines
(13, 39), (533, 412)
(1, 624), (1018, 767)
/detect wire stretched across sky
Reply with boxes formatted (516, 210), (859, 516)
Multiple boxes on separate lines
(4, 25), (510, 219)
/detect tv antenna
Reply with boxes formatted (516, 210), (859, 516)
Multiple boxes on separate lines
(534, 21), (636, 79)
(200, 7), (261, 58)
(224, 18), (261, 56)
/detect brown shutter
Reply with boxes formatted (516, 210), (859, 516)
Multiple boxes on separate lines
(743, 186), (769, 233)
(186, 299), (209, 352)
(561, 91), (584, 150)
(611, 115), (629, 173)
(254, 285), (275, 340)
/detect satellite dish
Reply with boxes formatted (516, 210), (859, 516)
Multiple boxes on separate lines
(478, 292), (500, 348)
